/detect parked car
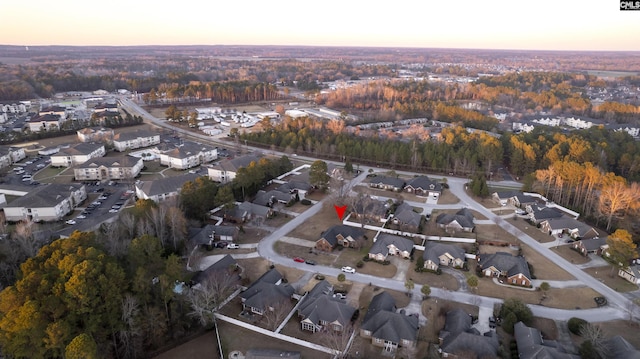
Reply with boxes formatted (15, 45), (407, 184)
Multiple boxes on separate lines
(22, 177), (33, 181)
(293, 257), (305, 263)
(333, 293), (347, 300)
(76, 214), (86, 219)
(214, 242), (227, 248)
(226, 243), (240, 249)
(108, 209), (119, 213)
(341, 266), (356, 273)
(65, 220), (76, 225)
(305, 259), (316, 265)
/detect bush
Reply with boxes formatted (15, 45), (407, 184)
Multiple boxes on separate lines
(356, 261), (364, 268)
(363, 255), (372, 262)
(382, 260), (391, 265)
(568, 317), (588, 335)
(315, 274), (325, 280)
(337, 273), (346, 282)
(300, 199), (312, 205)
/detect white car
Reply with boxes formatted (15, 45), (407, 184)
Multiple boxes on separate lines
(226, 243), (240, 249)
(22, 177), (33, 181)
(341, 266), (356, 274)
(65, 220), (76, 225)
(76, 215), (86, 219)
(108, 209), (119, 213)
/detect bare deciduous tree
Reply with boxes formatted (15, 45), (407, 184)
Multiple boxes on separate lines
(166, 205), (187, 251)
(119, 212), (137, 241)
(148, 206), (168, 248)
(118, 294), (142, 359)
(262, 300), (293, 331)
(187, 268), (240, 327)
(580, 323), (608, 357)
(318, 323), (358, 359)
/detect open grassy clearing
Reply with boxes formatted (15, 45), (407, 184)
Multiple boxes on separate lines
(506, 217), (556, 243)
(521, 243), (575, 280)
(550, 245), (591, 265)
(582, 266), (639, 293)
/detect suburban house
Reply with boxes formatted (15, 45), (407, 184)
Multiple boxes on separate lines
(253, 190), (295, 207)
(316, 225), (365, 252)
(73, 156), (144, 181)
(135, 173), (199, 203)
(438, 308), (499, 358)
(436, 208), (475, 233)
(0, 146), (26, 167)
(113, 129), (161, 152)
(352, 196), (390, 223)
(514, 321), (579, 359)
(297, 280), (356, 333)
(571, 237), (607, 256)
(539, 217), (599, 239)
(477, 252), (532, 287)
(208, 154), (260, 183)
(159, 142), (218, 170)
(618, 265), (640, 285)
(422, 242), (466, 271)
(492, 191), (539, 208)
(603, 335), (640, 359)
(224, 202), (274, 223)
(190, 254), (240, 288)
(27, 113), (63, 132)
(3, 183), (87, 222)
(391, 202), (423, 232)
(369, 176), (406, 192)
(51, 143), (106, 167)
(527, 206), (564, 225)
(404, 176), (443, 198)
(239, 268), (294, 315)
(188, 224), (240, 246)
(360, 291), (419, 353)
(275, 180), (312, 201)
(368, 234), (414, 261)
(77, 127), (115, 143)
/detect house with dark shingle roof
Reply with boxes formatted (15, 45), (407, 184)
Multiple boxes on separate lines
(253, 190), (294, 207)
(240, 268), (294, 315)
(540, 216), (599, 240)
(190, 254), (240, 287)
(369, 176), (406, 192)
(188, 224), (240, 247)
(603, 335), (640, 359)
(51, 142), (106, 167)
(135, 173), (199, 202)
(276, 180), (312, 200)
(391, 202), (423, 232)
(2, 183), (87, 222)
(159, 142), (217, 170)
(436, 208), (475, 233)
(571, 237), (607, 256)
(73, 156), (144, 181)
(514, 321), (579, 359)
(405, 176), (442, 197)
(316, 225), (365, 252)
(422, 242), (466, 271)
(207, 154), (260, 183)
(439, 308), (499, 358)
(478, 252), (532, 287)
(360, 291), (419, 352)
(368, 234), (414, 261)
(528, 206), (564, 225)
(298, 280), (356, 333)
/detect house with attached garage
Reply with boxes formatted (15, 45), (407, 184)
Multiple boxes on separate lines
(316, 225), (365, 252)
(369, 176), (406, 192)
(422, 242), (466, 271)
(368, 234), (414, 261)
(404, 176), (442, 198)
(360, 291), (419, 353)
(514, 321), (579, 359)
(618, 265), (640, 285)
(51, 143), (106, 167)
(477, 252), (532, 287)
(297, 280), (356, 333)
(240, 268), (294, 316)
(391, 202), (423, 232)
(539, 216), (599, 240)
(571, 237), (607, 256)
(188, 224), (240, 248)
(2, 183), (87, 222)
(189, 254), (240, 288)
(73, 156), (143, 181)
(436, 208), (475, 233)
(438, 308), (499, 358)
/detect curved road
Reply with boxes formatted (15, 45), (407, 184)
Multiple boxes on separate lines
(120, 97), (631, 322)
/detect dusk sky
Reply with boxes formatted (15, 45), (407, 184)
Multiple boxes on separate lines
(2, 0), (639, 51)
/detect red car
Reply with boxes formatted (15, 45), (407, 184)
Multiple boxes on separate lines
(293, 257), (305, 263)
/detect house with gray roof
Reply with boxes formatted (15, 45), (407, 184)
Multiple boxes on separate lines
(571, 237), (607, 256)
(369, 176), (406, 192)
(77, 127), (114, 143)
(188, 224), (239, 247)
(540, 216), (599, 240)
(113, 129), (160, 152)
(190, 254), (240, 287)
(207, 154), (260, 183)
(276, 180), (312, 201)
(405, 176), (442, 197)
(436, 208), (475, 233)
(0, 146), (26, 168)
(603, 335), (640, 359)
(352, 195), (390, 223)
(478, 252), (532, 287)
(51, 142), (106, 167)
(618, 264), (640, 285)
(316, 225), (365, 252)
(240, 268), (294, 315)
(73, 156), (143, 181)
(514, 321), (579, 359)
(360, 291), (419, 352)
(492, 191), (540, 208)
(159, 142), (217, 170)
(26, 113), (64, 132)
(422, 242), (466, 271)
(253, 190), (294, 207)
(2, 183), (87, 222)
(439, 308), (499, 358)
(368, 234), (414, 261)
(391, 202), (422, 232)
(135, 173), (199, 203)
(298, 280), (356, 333)
(528, 206), (564, 225)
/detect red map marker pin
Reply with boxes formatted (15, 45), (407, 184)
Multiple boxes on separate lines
(334, 204), (347, 220)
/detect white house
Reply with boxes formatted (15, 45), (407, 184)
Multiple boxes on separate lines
(3, 183), (87, 222)
(51, 143), (106, 167)
(135, 173), (199, 203)
(208, 154), (260, 183)
(159, 142), (217, 170)
(73, 156), (144, 181)
(77, 127), (115, 143)
(113, 129), (160, 152)
(27, 114), (64, 132)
